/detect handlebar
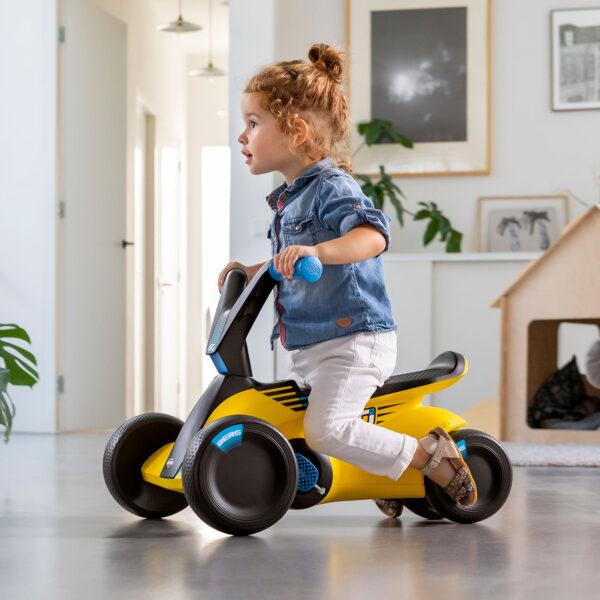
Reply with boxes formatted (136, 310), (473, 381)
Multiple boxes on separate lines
(268, 256), (323, 283)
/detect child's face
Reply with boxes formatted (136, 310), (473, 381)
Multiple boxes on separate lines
(237, 92), (296, 176)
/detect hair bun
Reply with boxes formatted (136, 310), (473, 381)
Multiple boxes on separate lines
(308, 43), (345, 84)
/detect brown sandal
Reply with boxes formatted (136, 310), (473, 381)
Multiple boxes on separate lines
(418, 427), (478, 506)
(374, 499), (402, 518)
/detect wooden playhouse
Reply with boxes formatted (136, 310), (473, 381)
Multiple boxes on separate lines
(492, 205), (600, 443)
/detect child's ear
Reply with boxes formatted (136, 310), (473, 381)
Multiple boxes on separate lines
(292, 115), (310, 148)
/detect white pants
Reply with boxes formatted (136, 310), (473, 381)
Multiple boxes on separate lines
(288, 330), (418, 481)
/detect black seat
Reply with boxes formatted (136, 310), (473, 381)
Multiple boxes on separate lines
(371, 351), (465, 398)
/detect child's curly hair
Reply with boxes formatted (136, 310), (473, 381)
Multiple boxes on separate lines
(244, 43), (352, 172)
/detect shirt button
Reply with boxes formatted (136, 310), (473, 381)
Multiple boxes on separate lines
(295, 225), (301, 231)
(354, 203), (362, 209)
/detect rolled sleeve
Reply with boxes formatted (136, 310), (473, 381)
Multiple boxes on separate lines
(316, 175), (392, 255)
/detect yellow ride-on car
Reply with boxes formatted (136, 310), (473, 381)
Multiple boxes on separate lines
(103, 258), (512, 535)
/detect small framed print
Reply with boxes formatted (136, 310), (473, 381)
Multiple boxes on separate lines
(477, 195), (570, 253)
(346, 0), (492, 177)
(551, 8), (600, 111)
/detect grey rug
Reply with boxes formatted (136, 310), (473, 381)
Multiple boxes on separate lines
(501, 441), (600, 467)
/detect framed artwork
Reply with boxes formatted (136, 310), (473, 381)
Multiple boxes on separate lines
(551, 8), (600, 111)
(477, 195), (570, 253)
(346, 0), (492, 177)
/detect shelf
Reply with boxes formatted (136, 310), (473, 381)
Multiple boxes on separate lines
(384, 252), (542, 263)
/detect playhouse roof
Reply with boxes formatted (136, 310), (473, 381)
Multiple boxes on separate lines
(491, 204), (600, 308)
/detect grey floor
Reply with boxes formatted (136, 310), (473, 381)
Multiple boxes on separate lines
(1, 433), (599, 600)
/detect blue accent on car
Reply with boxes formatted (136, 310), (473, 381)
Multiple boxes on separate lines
(456, 438), (467, 459)
(211, 424), (244, 453)
(210, 352), (228, 374)
(296, 453), (319, 493)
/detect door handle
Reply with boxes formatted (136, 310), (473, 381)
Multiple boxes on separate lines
(121, 239), (134, 248)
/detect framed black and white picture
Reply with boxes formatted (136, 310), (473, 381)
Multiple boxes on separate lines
(551, 8), (600, 111)
(477, 195), (570, 253)
(346, 0), (492, 177)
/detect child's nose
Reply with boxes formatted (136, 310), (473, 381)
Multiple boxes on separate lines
(237, 131), (247, 144)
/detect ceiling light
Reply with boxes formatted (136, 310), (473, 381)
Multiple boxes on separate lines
(158, 0), (202, 33)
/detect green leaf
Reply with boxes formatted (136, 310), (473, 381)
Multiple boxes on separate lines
(0, 323), (31, 344)
(372, 187), (384, 210)
(414, 209), (430, 221)
(357, 119), (414, 149)
(0, 349), (38, 387)
(0, 346), (39, 377)
(394, 133), (414, 148)
(0, 390), (15, 443)
(423, 219), (439, 246)
(386, 192), (405, 226)
(365, 121), (383, 146)
(360, 181), (374, 196)
(380, 171), (404, 197)
(357, 122), (370, 135)
(438, 216), (451, 241)
(355, 174), (372, 186)
(446, 230), (463, 253)
(0, 341), (38, 366)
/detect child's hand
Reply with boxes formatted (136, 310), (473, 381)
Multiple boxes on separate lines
(217, 261), (251, 292)
(273, 245), (319, 279)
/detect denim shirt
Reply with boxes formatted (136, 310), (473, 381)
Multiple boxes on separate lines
(266, 156), (397, 351)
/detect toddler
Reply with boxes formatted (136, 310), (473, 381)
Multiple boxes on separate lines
(218, 44), (477, 512)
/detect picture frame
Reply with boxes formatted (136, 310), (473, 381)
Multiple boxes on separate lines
(551, 7), (600, 112)
(477, 195), (570, 253)
(346, 0), (492, 177)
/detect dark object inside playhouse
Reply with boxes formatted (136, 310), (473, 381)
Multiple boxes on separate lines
(527, 319), (600, 430)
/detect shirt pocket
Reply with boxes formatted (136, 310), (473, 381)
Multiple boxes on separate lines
(281, 215), (317, 247)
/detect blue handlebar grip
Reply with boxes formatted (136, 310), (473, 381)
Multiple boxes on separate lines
(269, 256), (323, 283)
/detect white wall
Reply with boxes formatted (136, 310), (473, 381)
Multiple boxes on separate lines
(229, 0), (600, 385)
(186, 53), (229, 405)
(229, 0), (278, 382)
(388, 0), (600, 253)
(0, 0), (192, 433)
(0, 0), (58, 433)
(274, 0), (599, 254)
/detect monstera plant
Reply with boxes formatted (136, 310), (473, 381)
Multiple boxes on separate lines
(0, 323), (39, 442)
(353, 118), (463, 253)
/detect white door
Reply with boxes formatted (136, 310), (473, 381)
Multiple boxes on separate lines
(133, 103), (157, 416)
(157, 144), (183, 417)
(58, 0), (127, 430)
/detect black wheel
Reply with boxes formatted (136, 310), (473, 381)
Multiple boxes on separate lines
(103, 413), (189, 519)
(425, 429), (513, 524)
(182, 415), (298, 536)
(402, 497), (444, 520)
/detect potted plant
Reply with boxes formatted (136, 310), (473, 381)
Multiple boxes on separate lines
(0, 323), (39, 443)
(353, 118), (463, 253)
